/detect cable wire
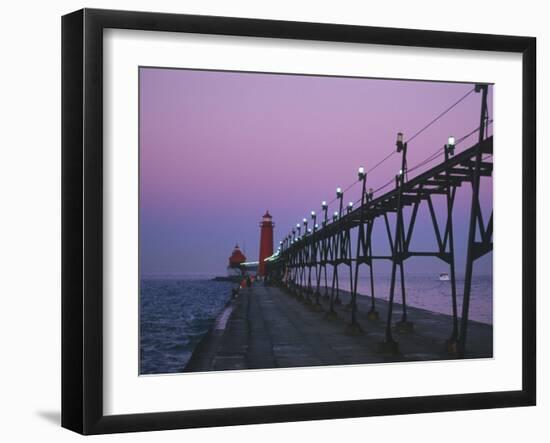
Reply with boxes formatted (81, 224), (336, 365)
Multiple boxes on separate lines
(366, 150), (396, 174)
(283, 88), (486, 238)
(405, 87), (476, 144)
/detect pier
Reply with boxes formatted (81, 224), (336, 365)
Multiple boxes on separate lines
(185, 283), (492, 372)
(186, 84), (494, 372)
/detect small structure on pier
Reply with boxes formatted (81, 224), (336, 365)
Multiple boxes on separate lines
(224, 245), (259, 278)
(227, 244), (246, 277)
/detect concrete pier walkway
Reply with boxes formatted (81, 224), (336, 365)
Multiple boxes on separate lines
(184, 283), (492, 372)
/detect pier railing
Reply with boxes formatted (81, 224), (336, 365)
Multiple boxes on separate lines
(266, 84), (493, 357)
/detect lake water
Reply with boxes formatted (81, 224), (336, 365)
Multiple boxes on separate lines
(140, 273), (492, 374)
(355, 273), (492, 324)
(140, 278), (233, 374)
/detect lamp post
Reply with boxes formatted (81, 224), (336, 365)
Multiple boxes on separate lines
(395, 169), (403, 188)
(396, 131), (408, 183)
(444, 135), (459, 351)
(358, 165), (367, 207)
(445, 135), (456, 160)
(308, 212), (317, 302)
(334, 186), (345, 307)
(458, 84), (489, 357)
(297, 223), (304, 290)
(322, 201), (328, 227)
(349, 165), (370, 333)
(295, 224), (301, 291)
(326, 207), (341, 317)
(310, 210), (317, 300)
(396, 131), (405, 152)
(282, 235), (289, 287)
(380, 132), (411, 354)
(395, 138), (411, 331)
(320, 201), (329, 299)
(300, 218), (308, 297)
(288, 232), (295, 290)
(336, 187), (344, 217)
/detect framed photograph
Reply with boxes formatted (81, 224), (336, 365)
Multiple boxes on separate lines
(62, 8), (536, 434)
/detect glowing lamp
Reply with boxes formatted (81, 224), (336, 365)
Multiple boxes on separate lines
(446, 135), (456, 155)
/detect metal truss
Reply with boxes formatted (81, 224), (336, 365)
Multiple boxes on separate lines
(268, 85), (493, 357)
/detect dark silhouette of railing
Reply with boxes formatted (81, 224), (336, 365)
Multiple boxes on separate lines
(266, 84), (493, 357)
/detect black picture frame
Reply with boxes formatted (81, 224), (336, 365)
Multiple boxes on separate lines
(62, 8), (536, 435)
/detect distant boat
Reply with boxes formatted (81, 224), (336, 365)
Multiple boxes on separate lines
(439, 273), (450, 281)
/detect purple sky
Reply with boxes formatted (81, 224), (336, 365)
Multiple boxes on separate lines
(139, 68), (493, 277)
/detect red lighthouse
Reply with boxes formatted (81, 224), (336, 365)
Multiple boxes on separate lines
(258, 211), (274, 276)
(227, 244), (247, 277)
(228, 244), (246, 267)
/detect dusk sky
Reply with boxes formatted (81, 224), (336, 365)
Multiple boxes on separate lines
(139, 68), (493, 277)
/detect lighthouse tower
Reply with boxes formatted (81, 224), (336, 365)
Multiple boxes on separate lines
(258, 211), (274, 276)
